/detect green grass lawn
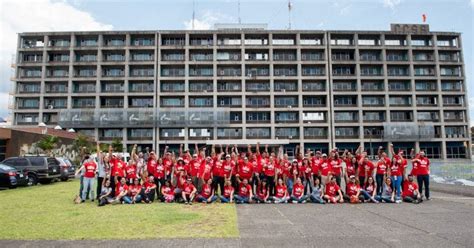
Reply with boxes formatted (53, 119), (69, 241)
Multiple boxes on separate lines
(0, 180), (239, 240)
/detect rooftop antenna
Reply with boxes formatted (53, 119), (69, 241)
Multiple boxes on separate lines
(288, 0), (292, 30)
(192, 0), (196, 30)
(238, 0), (241, 24)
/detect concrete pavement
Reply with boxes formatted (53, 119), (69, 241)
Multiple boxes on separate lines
(1, 192), (473, 247)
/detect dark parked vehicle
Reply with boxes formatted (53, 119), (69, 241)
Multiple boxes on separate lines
(1, 156), (61, 185)
(56, 157), (76, 181)
(0, 163), (28, 188)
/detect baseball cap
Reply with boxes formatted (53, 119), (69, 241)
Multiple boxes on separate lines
(349, 175), (356, 179)
(322, 153), (327, 157)
(225, 154), (231, 158)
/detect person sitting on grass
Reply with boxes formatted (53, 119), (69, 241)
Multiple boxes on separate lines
(272, 177), (289, 203)
(253, 179), (270, 203)
(114, 177), (130, 204)
(98, 179), (113, 207)
(308, 177), (325, 204)
(197, 178), (218, 203)
(344, 175), (364, 203)
(402, 174), (423, 204)
(375, 177), (396, 203)
(142, 175), (157, 203)
(160, 180), (175, 203)
(290, 177), (308, 203)
(235, 178), (253, 204)
(219, 179), (234, 203)
(129, 178), (143, 204)
(182, 177), (197, 205)
(360, 176), (379, 203)
(323, 175), (344, 204)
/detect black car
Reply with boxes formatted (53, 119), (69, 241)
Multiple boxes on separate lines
(2, 156), (61, 185)
(0, 163), (28, 188)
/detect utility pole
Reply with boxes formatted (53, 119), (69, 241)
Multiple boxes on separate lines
(288, 0), (292, 30)
(238, 0), (241, 24)
(192, 0), (196, 30)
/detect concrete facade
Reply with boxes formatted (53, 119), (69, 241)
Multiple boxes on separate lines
(11, 24), (471, 159)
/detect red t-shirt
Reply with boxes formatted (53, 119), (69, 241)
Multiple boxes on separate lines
(319, 160), (332, 177)
(128, 184), (142, 197)
(212, 160), (223, 177)
(281, 160), (291, 177)
(416, 157), (430, 175)
(188, 159), (202, 177)
(256, 184), (268, 199)
(376, 160), (387, 175)
(83, 161), (97, 178)
(200, 162), (213, 181)
(115, 182), (129, 197)
(161, 185), (173, 196)
(263, 161), (276, 177)
(275, 184), (287, 198)
(239, 162), (254, 180)
(389, 162), (402, 176)
(223, 185), (234, 198)
(155, 163), (166, 179)
(222, 160), (234, 178)
(346, 183), (360, 197)
(325, 182), (340, 197)
(111, 158), (125, 177)
(402, 181), (418, 197)
(125, 164), (137, 179)
(345, 159), (356, 177)
(238, 183), (252, 197)
(312, 157), (323, 176)
(292, 183), (305, 198)
(358, 161), (375, 177)
(146, 159), (156, 176)
(183, 182), (196, 195)
(200, 184), (213, 198)
(144, 181), (156, 192)
(330, 158), (343, 176)
(162, 158), (173, 174)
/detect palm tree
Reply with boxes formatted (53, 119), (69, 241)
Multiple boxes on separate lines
(111, 138), (123, 153)
(37, 135), (59, 156)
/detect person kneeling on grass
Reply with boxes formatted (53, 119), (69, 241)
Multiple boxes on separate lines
(308, 177), (325, 204)
(290, 177), (308, 203)
(98, 179), (113, 207)
(161, 180), (175, 203)
(219, 179), (234, 203)
(272, 178), (289, 203)
(114, 177), (130, 204)
(344, 175), (365, 203)
(182, 177), (197, 205)
(402, 174), (423, 204)
(323, 175), (344, 204)
(253, 179), (270, 203)
(129, 178), (143, 204)
(197, 179), (218, 203)
(142, 175), (157, 203)
(235, 178), (253, 204)
(360, 176), (379, 203)
(375, 177), (396, 203)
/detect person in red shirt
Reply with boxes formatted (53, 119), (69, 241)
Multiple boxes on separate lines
(160, 180), (174, 203)
(235, 178), (252, 204)
(319, 154), (332, 186)
(197, 179), (218, 203)
(142, 175), (157, 203)
(182, 177), (197, 205)
(290, 178), (308, 203)
(329, 151), (343, 187)
(237, 157), (254, 183)
(222, 154), (235, 182)
(358, 156), (375, 186)
(375, 156), (388, 196)
(272, 178), (289, 203)
(388, 154), (403, 203)
(219, 179), (234, 203)
(253, 179), (270, 203)
(402, 174), (422, 203)
(323, 176), (343, 204)
(128, 178), (143, 203)
(125, 160), (137, 185)
(262, 156), (276, 196)
(412, 151), (431, 200)
(113, 177), (130, 204)
(343, 175), (363, 203)
(200, 157), (214, 186)
(154, 159), (167, 196)
(188, 153), (203, 191)
(212, 152), (225, 195)
(75, 155), (97, 202)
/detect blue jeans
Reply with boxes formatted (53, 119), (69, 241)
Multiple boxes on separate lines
(133, 194), (142, 203)
(375, 195), (394, 203)
(81, 177), (95, 200)
(287, 179), (294, 195)
(375, 174), (384, 196)
(197, 195), (218, 203)
(234, 195), (250, 204)
(391, 176), (402, 200)
(290, 195), (308, 203)
(122, 195), (133, 204)
(272, 196), (289, 203)
(219, 196), (231, 203)
(309, 195), (324, 204)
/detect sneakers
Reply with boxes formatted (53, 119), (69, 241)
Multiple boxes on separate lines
(395, 200), (402, 204)
(292, 200), (298, 204)
(302, 200), (307, 204)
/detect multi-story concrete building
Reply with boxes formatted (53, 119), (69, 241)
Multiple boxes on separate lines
(11, 23), (471, 159)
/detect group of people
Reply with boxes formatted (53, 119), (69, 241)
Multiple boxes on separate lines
(75, 142), (431, 206)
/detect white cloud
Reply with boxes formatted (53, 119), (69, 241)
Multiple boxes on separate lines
(0, 0), (113, 119)
(471, 0), (474, 8)
(183, 11), (235, 30)
(383, 0), (402, 9)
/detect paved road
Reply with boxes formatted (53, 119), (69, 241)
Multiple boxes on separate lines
(1, 192), (473, 248)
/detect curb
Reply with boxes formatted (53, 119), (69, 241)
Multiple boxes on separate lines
(431, 182), (474, 198)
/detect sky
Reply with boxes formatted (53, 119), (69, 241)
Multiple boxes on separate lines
(0, 0), (473, 124)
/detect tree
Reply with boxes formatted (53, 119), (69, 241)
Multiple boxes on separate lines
(37, 135), (59, 156)
(72, 134), (94, 155)
(111, 138), (123, 153)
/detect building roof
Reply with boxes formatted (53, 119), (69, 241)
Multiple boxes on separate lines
(9, 127), (78, 140)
